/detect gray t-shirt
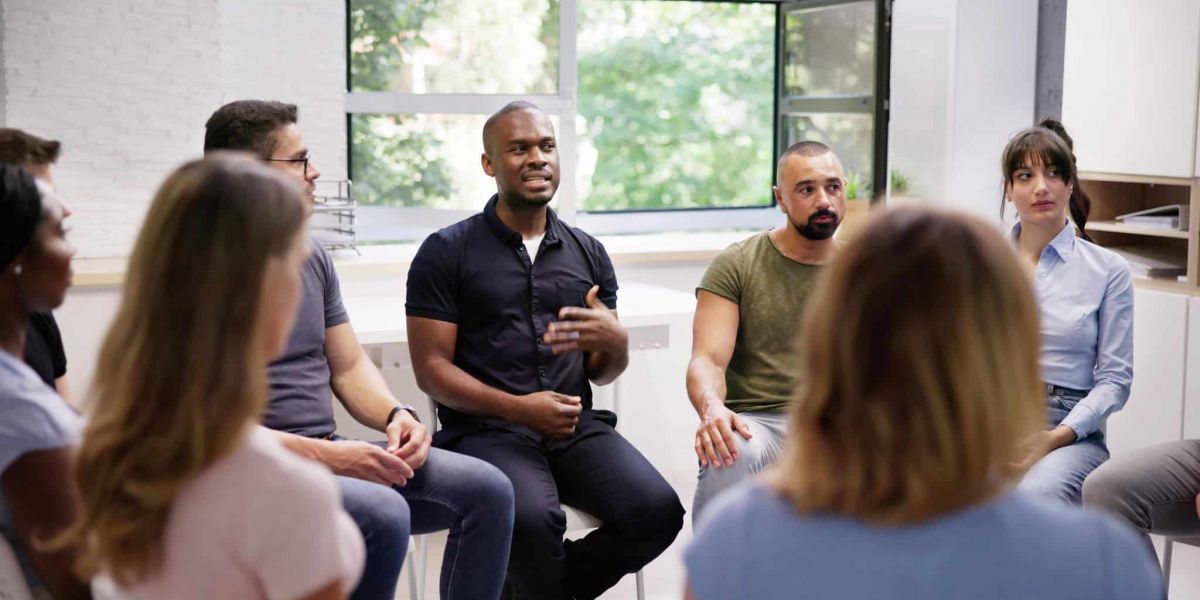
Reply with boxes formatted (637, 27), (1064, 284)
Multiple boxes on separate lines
(0, 349), (81, 591)
(263, 239), (349, 438)
(686, 483), (1163, 600)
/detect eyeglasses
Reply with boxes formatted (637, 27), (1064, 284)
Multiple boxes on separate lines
(265, 155), (310, 178)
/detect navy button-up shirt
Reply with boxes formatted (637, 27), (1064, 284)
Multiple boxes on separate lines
(406, 195), (619, 432)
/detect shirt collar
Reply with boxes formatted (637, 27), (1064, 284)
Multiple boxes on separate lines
(1010, 219), (1077, 262)
(482, 194), (562, 248)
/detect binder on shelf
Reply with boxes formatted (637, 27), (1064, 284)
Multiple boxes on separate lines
(1108, 246), (1186, 279)
(1115, 204), (1189, 230)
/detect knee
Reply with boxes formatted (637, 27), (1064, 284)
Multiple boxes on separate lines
(1082, 463), (1133, 513)
(471, 461), (516, 522)
(624, 485), (685, 544)
(513, 496), (566, 545)
(348, 487), (412, 547)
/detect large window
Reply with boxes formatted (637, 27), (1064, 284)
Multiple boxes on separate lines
(346, 0), (889, 241)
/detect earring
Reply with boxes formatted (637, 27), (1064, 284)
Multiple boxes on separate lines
(13, 264), (21, 276)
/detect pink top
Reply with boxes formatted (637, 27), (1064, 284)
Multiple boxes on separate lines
(94, 427), (364, 600)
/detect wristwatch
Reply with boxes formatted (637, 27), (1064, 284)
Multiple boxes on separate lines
(386, 405), (420, 426)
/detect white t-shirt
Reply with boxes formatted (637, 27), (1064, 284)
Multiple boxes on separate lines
(94, 427), (364, 600)
(524, 233), (545, 263)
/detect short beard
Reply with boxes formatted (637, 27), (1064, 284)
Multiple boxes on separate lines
(792, 208), (840, 241)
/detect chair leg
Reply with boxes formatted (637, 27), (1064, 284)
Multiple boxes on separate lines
(405, 538), (420, 600)
(417, 536), (430, 600)
(1164, 538), (1174, 597)
(636, 569), (646, 600)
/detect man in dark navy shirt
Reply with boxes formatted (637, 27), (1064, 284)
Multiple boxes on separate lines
(407, 101), (684, 600)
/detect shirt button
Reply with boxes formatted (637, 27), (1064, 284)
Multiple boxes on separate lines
(538, 367), (547, 377)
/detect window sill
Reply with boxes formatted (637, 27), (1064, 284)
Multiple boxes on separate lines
(70, 230), (759, 288)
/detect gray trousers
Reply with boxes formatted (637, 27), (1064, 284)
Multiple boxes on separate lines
(691, 411), (788, 525)
(1083, 439), (1200, 556)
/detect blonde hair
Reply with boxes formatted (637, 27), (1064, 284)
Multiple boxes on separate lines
(55, 154), (306, 583)
(769, 207), (1044, 524)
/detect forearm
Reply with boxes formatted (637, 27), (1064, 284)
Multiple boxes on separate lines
(586, 347), (628, 386)
(687, 357), (727, 416)
(273, 428), (331, 463)
(330, 351), (404, 432)
(415, 356), (522, 420)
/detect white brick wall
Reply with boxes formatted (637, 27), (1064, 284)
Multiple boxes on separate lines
(1, 0), (346, 257)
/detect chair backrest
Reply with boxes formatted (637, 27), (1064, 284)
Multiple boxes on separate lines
(0, 535), (34, 600)
(423, 396), (441, 432)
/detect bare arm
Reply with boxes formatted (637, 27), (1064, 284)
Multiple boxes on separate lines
(583, 307), (628, 386)
(408, 316), (582, 439)
(2, 448), (90, 600)
(325, 322), (400, 432)
(325, 322), (431, 470)
(407, 316), (521, 418)
(686, 291), (739, 416)
(544, 286), (629, 386)
(687, 291), (752, 468)
(54, 376), (76, 410)
(295, 580), (345, 600)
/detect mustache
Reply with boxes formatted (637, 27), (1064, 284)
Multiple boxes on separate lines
(807, 208), (839, 225)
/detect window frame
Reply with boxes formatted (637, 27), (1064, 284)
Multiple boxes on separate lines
(343, 0), (888, 241)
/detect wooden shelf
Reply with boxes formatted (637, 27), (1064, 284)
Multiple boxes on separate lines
(1078, 171), (1195, 187)
(1085, 220), (1190, 239)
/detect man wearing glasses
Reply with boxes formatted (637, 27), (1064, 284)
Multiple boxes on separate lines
(203, 100), (516, 600)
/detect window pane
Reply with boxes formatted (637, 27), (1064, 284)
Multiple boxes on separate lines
(784, 113), (874, 199)
(349, 113), (558, 209)
(577, 0), (775, 211)
(349, 0), (559, 94)
(783, 1), (875, 97)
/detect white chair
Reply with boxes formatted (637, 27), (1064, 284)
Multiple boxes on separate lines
(414, 396), (647, 600)
(1162, 536), (1200, 596)
(0, 536), (34, 600)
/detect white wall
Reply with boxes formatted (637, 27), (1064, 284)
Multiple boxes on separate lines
(0, 0), (346, 257)
(889, 0), (1038, 220)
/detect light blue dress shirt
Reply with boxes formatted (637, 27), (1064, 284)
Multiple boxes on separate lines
(1012, 221), (1134, 440)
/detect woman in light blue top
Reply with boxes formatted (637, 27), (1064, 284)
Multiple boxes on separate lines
(685, 207), (1160, 600)
(0, 162), (87, 598)
(1003, 120), (1134, 505)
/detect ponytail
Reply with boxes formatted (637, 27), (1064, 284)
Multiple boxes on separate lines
(1037, 118), (1092, 242)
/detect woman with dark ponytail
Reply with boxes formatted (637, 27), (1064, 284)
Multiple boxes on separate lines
(1000, 123), (1134, 505)
(1038, 118), (1094, 242)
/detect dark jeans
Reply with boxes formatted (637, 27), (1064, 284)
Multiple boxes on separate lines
(337, 444), (515, 600)
(438, 410), (685, 600)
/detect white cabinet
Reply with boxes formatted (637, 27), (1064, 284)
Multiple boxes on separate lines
(1107, 289), (1187, 456)
(1062, 0), (1200, 178)
(1186, 297), (1200, 438)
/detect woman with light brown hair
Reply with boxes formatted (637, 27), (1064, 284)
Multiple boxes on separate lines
(683, 207), (1160, 599)
(54, 154), (363, 599)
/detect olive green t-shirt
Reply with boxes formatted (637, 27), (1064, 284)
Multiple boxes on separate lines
(697, 231), (823, 414)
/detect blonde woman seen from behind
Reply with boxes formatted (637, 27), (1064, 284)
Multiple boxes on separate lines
(683, 207), (1161, 600)
(55, 155), (364, 600)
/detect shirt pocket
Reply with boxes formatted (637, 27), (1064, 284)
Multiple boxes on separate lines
(556, 281), (593, 311)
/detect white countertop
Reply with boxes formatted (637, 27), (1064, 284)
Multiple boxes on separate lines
(345, 280), (697, 347)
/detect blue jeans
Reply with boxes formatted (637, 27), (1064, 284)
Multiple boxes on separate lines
(338, 445), (515, 600)
(1017, 392), (1110, 505)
